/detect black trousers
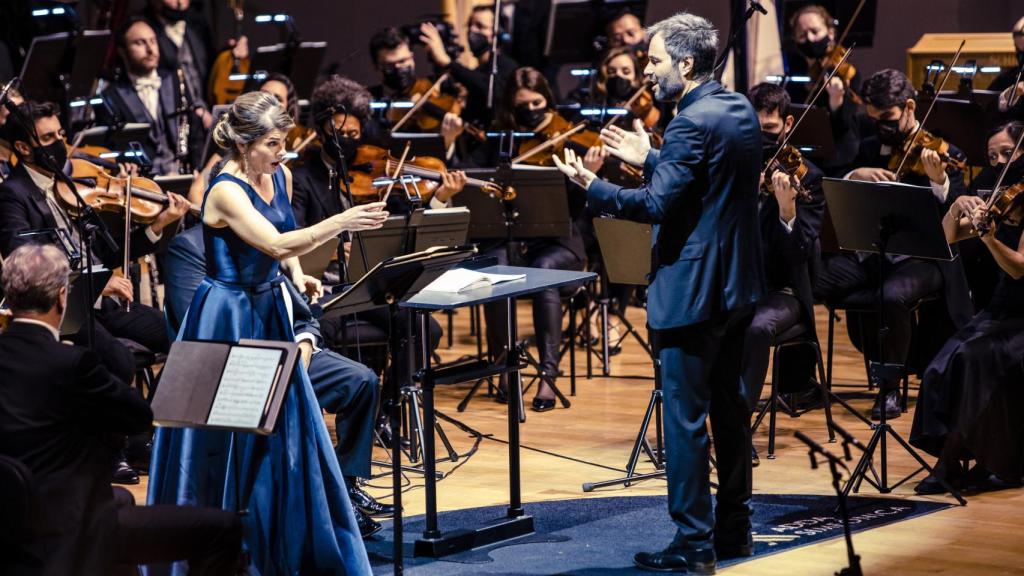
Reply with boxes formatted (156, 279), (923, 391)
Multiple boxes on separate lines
(307, 348), (379, 480)
(739, 292), (803, 411)
(483, 242), (583, 381)
(654, 305), (754, 549)
(69, 297), (170, 385)
(814, 254), (943, 386)
(111, 487), (242, 576)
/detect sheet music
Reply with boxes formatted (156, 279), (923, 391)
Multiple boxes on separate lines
(207, 346), (284, 429)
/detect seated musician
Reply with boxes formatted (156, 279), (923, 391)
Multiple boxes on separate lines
(258, 73), (313, 151)
(420, 4), (519, 131)
(142, 0), (217, 115)
(784, 4), (863, 176)
(605, 9), (648, 54)
(0, 244), (243, 576)
(367, 26), (464, 148)
(0, 101), (190, 482)
(483, 66), (588, 412)
(96, 16), (209, 175)
(162, 224), (392, 539)
(910, 120), (1024, 495)
(744, 83), (826, 460)
(988, 15), (1024, 120)
(813, 68), (972, 421)
(0, 84), (23, 181)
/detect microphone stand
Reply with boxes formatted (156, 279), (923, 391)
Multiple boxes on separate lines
(2, 80), (118, 350)
(714, 1), (767, 85)
(486, 0), (503, 110)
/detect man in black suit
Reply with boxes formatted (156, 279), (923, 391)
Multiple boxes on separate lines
(987, 15), (1023, 121)
(0, 243), (242, 576)
(813, 69), (973, 420)
(96, 16), (209, 175)
(143, 0), (219, 109)
(555, 12), (764, 573)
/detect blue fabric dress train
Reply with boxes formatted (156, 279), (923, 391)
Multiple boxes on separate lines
(147, 169), (371, 575)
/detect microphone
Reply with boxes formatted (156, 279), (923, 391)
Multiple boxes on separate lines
(749, 1), (767, 15)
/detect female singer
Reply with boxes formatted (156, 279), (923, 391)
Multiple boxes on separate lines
(147, 91), (388, 575)
(910, 121), (1024, 495)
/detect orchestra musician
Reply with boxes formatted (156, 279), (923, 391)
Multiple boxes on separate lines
(814, 68), (972, 421)
(554, 13), (764, 572)
(420, 4), (519, 131)
(142, 0), (220, 116)
(910, 121), (1024, 496)
(96, 16), (209, 176)
(784, 4), (863, 176)
(257, 73), (313, 151)
(605, 9), (649, 55)
(743, 83), (826, 464)
(988, 15), (1024, 120)
(0, 84), (24, 181)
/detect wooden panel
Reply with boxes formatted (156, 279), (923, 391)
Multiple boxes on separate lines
(906, 32), (1017, 91)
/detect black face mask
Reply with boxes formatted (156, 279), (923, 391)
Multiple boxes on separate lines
(875, 110), (907, 147)
(994, 153), (1024, 186)
(468, 32), (491, 57)
(33, 140), (68, 171)
(797, 36), (830, 60)
(382, 66), (415, 93)
(606, 76), (634, 102)
(323, 134), (358, 165)
(761, 130), (783, 157)
(161, 6), (189, 22)
(513, 105), (546, 130)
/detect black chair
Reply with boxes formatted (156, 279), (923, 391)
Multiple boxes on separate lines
(116, 338), (165, 402)
(751, 323), (834, 459)
(0, 454), (34, 545)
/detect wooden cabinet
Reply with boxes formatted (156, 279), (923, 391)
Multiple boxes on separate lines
(907, 33), (1016, 90)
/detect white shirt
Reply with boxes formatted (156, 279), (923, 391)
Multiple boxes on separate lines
(12, 318), (60, 341)
(163, 19), (187, 48)
(128, 70), (162, 121)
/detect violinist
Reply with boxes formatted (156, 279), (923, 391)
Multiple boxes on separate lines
(910, 120), (1024, 496)
(481, 67), (587, 412)
(142, 0), (218, 110)
(420, 5), (519, 131)
(95, 16), (209, 176)
(814, 69), (972, 421)
(785, 4), (862, 176)
(367, 26), (464, 147)
(0, 83), (23, 181)
(0, 100), (190, 483)
(989, 15), (1024, 119)
(742, 84), (825, 458)
(590, 47), (660, 132)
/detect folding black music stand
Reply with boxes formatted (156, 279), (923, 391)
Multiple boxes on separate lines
(913, 95), (989, 167)
(822, 177), (966, 505)
(386, 132), (448, 160)
(243, 42), (326, 100)
(346, 209), (471, 280)
(788, 103), (837, 161)
(59, 266), (112, 337)
(543, 0), (648, 64)
(19, 30), (111, 102)
(320, 247), (474, 575)
(592, 216), (654, 371)
(75, 123), (152, 162)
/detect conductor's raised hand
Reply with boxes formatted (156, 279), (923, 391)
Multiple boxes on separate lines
(333, 201), (389, 233)
(599, 118), (651, 167)
(551, 147), (597, 190)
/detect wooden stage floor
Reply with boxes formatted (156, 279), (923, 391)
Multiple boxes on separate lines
(126, 303), (1024, 575)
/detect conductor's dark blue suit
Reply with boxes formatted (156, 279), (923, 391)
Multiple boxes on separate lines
(588, 81), (765, 550)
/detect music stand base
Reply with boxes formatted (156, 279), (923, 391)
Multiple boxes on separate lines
(413, 514), (535, 558)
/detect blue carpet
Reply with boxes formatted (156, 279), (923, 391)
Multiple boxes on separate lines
(366, 494), (951, 574)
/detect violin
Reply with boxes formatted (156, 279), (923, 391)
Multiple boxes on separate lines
(60, 158), (199, 225)
(348, 144), (515, 204)
(887, 129), (968, 179)
(513, 112), (602, 166)
(762, 144), (812, 202)
(979, 182), (1024, 230)
(386, 75), (484, 141)
(807, 45), (862, 106)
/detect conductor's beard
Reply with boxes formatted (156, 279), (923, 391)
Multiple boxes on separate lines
(651, 68), (686, 102)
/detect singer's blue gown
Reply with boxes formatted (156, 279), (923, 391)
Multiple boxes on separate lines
(147, 169), (371, 575)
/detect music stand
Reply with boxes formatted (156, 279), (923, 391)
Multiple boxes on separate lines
(913, 95), (989, 167)
(386, 132), (448, 160)
(298, 237), (340, 281)
(75, 123), (152, 161)
(543, 0), (648, 64)
(243, 42), (326, 100)
(788, 103), (837, 161)
(19, 30), (111, 102)
(60, 265), (112, 337)
(456, 167), (572, 240)
(153, 173), (195, 196)
(321, 247), (473, 575)
(822, 177), (965, 505)
(346, 209), (471, 280)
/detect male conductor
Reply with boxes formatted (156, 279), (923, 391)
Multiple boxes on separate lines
(553, 12), (765, 574)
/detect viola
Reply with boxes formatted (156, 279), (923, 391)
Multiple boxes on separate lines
(347, 144), (515, 204)
(60, 158), (199, 225)
(807, 45), (862, 106)
(888, 129), (968, 180)
(762, 144), (812, 202)
(513, 112), (602, 166)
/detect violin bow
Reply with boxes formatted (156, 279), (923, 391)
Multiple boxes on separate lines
(802, 0), (867, 106)
(283, 131), (319, 166)
(511, 122), (587, 164)
(602, 80), (653, 131)
(983, 126), (1024, 212)
(893, 39), (965, 180)
(381, 141), (412, 204)
(390, 73), (450, 133)
(764, 44), (856, 174)
(122, 171), (133, 312)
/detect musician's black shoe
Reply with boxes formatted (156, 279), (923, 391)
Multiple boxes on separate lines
(751, 445), (760, 468)
(531, 398), (556, 412)
(375, 417), (410, 451)
(870, 390), (901, 421)
(356, 509), (382, 539)
(349, 484), (396, 517)
(112, 457), (140, 485)
(715, 532), (754, 559)
(634, 545), (716, 574)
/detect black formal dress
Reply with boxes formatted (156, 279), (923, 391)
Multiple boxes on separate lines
(588, 81), (764, 550)
(0, 321), (241, 576)
(910, 223), (1024, 481)
(741, 159), (826, 410)
(0, 164), (170, 383)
